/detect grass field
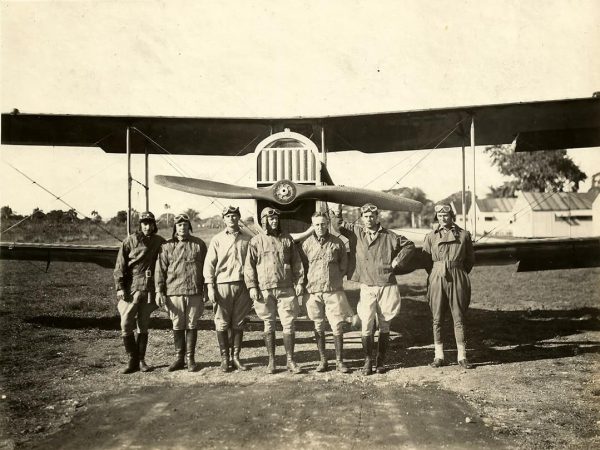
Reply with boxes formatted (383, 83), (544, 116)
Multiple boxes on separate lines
(0, 261), (598, 449)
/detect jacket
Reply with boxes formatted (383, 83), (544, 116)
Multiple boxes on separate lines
(113, 232), (165, 293)
(301, 232), (347, 293)
(244, 232), (304, 291)
(340, 221), (415, 286)
(422, 224), (474, 276)
(155, 235), (207, 295)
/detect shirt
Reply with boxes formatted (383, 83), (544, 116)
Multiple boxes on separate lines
(244, 232), (304, 291)
(113, 232), (165, 293)
(301, 232), (348, 293)
(155, 235), (207, 295)
(203, 228), (251, 285)
(339, 221), (415, 286)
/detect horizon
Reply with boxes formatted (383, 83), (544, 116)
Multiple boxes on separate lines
(1, 0), (599, 219)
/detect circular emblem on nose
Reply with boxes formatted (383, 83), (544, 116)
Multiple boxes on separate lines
(272, 180), (297, 204)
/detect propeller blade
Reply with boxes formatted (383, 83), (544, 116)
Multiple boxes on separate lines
(296, 185), (423, 212)
(154, 176), (273, 201)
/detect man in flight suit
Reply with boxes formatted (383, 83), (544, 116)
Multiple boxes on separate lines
(422, 203), (475, 369)
(301, 211), (353, 373)
(156, 213), (207, 372)
(113, 211), (165, 374)
(204, 206), (252, 372)
(336, 203), (415, 375)
(244, 207), (305, 374)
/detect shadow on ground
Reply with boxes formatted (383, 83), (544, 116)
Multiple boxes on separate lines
(25, 286), (600, 368)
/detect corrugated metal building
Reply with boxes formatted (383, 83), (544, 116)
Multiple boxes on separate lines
(474, 198), (517, 236)
(510, 191), (597, 237)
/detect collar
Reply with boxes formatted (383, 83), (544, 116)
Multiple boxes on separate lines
(313, 231), (329, 244)
(435, 223), (460, 241)
(365, 225), (382, 235)
(225, 228), (240, 236)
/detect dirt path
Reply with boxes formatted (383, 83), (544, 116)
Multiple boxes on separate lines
(25, 381), (512, 450)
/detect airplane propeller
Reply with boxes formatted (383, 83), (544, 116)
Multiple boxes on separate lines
(155, 175), (423, 212)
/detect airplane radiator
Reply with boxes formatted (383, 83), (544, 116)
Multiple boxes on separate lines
(256, 148), (318, 185)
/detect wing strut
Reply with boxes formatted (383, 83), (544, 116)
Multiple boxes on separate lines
(471, 116), (477, 237)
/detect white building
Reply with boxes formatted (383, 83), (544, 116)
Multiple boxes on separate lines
(474, 198), (517, 237)
(592, 191), (600, 236)
(510, 191), (596, 238)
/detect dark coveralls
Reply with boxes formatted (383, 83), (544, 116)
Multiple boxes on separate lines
(422, 224), (474, 350)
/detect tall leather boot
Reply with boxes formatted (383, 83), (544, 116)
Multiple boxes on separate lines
(121, 334), (139, 374)
(333, 334), (350, 373)
(186, 329), (198, 372)
(264, 331), (276, 374)
(136, 333), (151, 372)
(314, 331), (328, 372)
(168, 330), (186, 372)
(216, 330), (230, 372)
(376, 332), (390, 374)
(283, 332), (303, 374)
(361, 334), (373, 375)
(232, 329), (249, 371)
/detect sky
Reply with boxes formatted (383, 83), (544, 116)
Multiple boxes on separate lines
(1, 0), (599, 221)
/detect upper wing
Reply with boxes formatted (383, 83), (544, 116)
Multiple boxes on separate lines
(3, 97), (599, 154)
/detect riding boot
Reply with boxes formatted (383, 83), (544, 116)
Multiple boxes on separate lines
(186, 329), (198, 372)
(232, 329), (249, 371)
(136, 332), (151, 372)
(361, 334), (373, 375)
(333, 334), (350, 373)
(283, 332), (303, 374)
(376, 332), (390, 374)
(229, 329), (234, 367)
(264, 331), (276, 374)
(314, 331), (328, 372)
(121, 334), (139, 374)
(168, 330), (186, 372)
(216, 330), (230, 372)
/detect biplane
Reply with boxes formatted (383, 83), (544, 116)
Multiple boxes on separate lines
(1, 96), (599, 272)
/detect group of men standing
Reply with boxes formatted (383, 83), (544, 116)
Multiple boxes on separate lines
(113, 200), (475, 375)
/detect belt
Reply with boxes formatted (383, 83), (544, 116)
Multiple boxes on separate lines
(432, 260), (464, 270)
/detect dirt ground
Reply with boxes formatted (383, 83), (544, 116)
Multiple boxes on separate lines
(0, 261), (599, 449)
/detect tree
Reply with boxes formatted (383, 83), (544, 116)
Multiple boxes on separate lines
(31, 207), (45, 221)
(485, 146), (587, 194)
(164, 203), (171, 226)
(91, 210), (102, 223)
(184, 208), (199, 222)
(380, 187), (434, 228)
(107, 210), (128, 226)
(487, 181), (518, 198)
(1, 206), (13, 220)
(46, 209), (65, 223)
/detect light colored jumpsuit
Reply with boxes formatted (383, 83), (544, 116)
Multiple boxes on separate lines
(422, 224), (474, 349)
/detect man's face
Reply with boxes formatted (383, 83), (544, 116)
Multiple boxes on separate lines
(175, 221), (191, 238)
(266, 215), (279, 230)
(437, 212), (453, 228)
(361, 211), (378, 230)
(140, 221), (152, 236)
(223, 213), (240, 230)
(311, 216), (329, 238)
